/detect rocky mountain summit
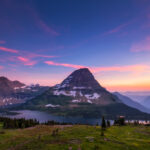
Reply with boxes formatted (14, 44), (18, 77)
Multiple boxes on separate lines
(58, 68), (103, 89)
(51, 68), (120, 105)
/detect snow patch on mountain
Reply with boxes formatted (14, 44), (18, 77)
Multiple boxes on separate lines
(85, 93), (101, 99)
(53, 90), (76, 97)
(72, 99), (81, 103)
(45, 104), (60, 108)
(87, 99), (92, 103)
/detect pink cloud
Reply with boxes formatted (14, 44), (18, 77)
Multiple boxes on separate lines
(131, 36), (150, 52)
(0, 41), (6, 44)
(0, 45), (58, 68)
(45, 61), (85, 69)
(36, 54), (57, 58)
(45, 61), (149, 74)
(24, 61), (37, 66)
(16, 53), (57, 66)
(0, 46), (18, 53)
(27, 53), (57, 59)
(18, 56), (29, 62)
(17, 56), (37, 66)
(0, 65), (3, 69)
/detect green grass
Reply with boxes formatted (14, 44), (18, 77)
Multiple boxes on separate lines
(0, 125), (150, 150)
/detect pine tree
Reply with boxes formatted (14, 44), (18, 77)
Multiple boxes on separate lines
(101, 116), (106, 129)
(107, 120), (110, 127)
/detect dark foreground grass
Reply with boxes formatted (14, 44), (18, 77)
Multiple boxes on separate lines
(0, 124), (150, 150)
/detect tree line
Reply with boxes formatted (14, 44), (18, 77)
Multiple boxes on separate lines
(0, 117), (39, 129)
(1, 115), (149, 130)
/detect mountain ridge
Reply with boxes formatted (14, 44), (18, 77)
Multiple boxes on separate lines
(19, 68), (150, 119)
(113, 92), (150, 114)
(141, 96), (150, 109)
(0, 76), (25, 97)
(0, 76), (49, 106)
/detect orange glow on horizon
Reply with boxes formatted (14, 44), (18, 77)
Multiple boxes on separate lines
(104, 83), (150, 92)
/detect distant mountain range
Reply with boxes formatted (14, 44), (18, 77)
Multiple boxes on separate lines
(141, 96), (150, 109)
(113, 92), (150, 114)
(122, 91), (150, 103)
(0, 76), (49, 107)
(122, 91), (150, 110)
(19, 68), (150, 119)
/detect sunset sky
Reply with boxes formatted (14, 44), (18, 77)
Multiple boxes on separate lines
(0, 0), (150, 92)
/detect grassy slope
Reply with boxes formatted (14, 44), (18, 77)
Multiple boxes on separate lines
(0, 124), (150, 150)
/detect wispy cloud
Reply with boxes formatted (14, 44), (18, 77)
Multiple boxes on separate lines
(67, 21), (133, 50)
(0, 44), (58, 67)
(0, 41), (6, 44)
(0, 46), (18, 53)
(16, 52), (57, 66)
(26, 53), (57, 59)
(131, 36), (150, 52)
(45, 60), (149, 74)
(17, 56), (37, 66)
(45, 61), (85, 69)
(27, 6), (60, 36)
(38, 19), (60, 36)
(104, 22), (132, 36)
(17, 56), (28, 62)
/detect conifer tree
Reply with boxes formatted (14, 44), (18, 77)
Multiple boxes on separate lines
(101, 116), (106, 129)
(107, 120), (110, 127)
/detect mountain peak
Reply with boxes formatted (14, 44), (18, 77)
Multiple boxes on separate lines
(0, 76), (25, 87)
(58, 68), (105, 90)
(0, 76), (9, 81)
